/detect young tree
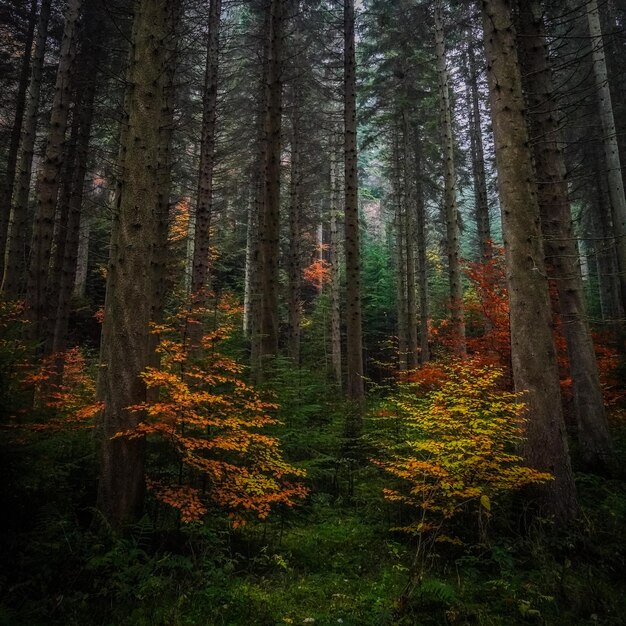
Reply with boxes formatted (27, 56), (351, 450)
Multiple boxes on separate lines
(481, 0), (578, 521)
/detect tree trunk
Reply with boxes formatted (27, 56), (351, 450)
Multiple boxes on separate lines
(481, 0), (578, 522)
(189, 0), (222, 352)
(27, 0), (82, 340)
(434, 0), (465, 354)
(414, 128), (430, 363)
(253, 0), (285, 370)
(586, 0), (626, 313)
(97, 0), (174, 530)
(517, 0), (613, 470)
(243, 182), (256, 337)
(393, 126), (408, 372)
(2, 0), (52, 298)
(0, 0), (38, 280)
(287, 87), (302, 363)
(403, 111), (418, 369)
(344, 0), (364, 405)
(466, 38), (491, 261)
(329, 137), (342, 388)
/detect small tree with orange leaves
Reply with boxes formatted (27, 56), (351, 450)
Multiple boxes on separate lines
(117, 297), (308, 527)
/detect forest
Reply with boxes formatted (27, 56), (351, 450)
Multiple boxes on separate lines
(0, 0), (625, 623)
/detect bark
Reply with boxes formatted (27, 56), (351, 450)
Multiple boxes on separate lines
(403, 111), (418, 369)
(287, 87), (302, 363)
(466, 39), (491, 261)
(27, 0), (82, 340)
(586, 0), (626, 313)
(329, 138), (342, 388)
(393, 126), (408, 372)
(2, 0), (52, 298)
(0, 0), (38, 280)
(481, 0), (578, 521)
(52, 7), (102, 355)
(414, 129), (430, 363)
(190, 0), (222, 352)
(243, 183), (256, 337)
(434, 0), (465, 354)
(517, 0), (613, 470)
(73, 212), (91, 299)
(344, 0), (364, 404)
(97, 0), (174, 529)
(258, 0), (284, 362)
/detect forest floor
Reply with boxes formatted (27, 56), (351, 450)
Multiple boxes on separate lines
(1, 412), (626, 626)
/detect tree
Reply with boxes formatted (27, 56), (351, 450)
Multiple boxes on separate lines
(344, 0), (364, 404)
(27, 0), (82, 341)
(434, 0), (465, 354)
(586, 0), (626, 313)
(516, 0), (613, 470)
(189, 0), (222, 354)
(97, 0), (178, 529)
(481, 0), (578, 521)
(2, 0), (52, 298)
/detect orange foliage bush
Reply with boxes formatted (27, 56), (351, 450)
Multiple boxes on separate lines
(117, 300), (308, 526)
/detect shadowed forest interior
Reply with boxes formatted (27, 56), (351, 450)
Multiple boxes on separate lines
(1, 0), (626, 624)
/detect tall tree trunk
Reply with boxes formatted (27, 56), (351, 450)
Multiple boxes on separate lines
(243, 182), (256, 337)
(27, 0), (82, 341)
(0, 0), (38, 280)
(481, 0), (578, 522)
(287, 87), (302, 363)
(414, 128), (430, 363)
(344, 0), (364, 405)
(403, 111), (418, 369)
(434, 0), (465, 354)
(393, 126), (408, 372)
(258, 0), (284, 362)
(517, 0), (613, 470)
(97, 0), (174, 530)
(2, 0), (52, 298)
(189, 0), (222, 352)
(73, 212), (91, 299)
(586, 0), (626, 313)
(329, 137), (342, 388)
(466, 38), (491, 261)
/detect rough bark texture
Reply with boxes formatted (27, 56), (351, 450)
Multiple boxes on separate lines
(586, 0), (626, 313)
(287, 87), (302, 363)
(256, 0), (284, 366)
(466, 39), (491, 261)
(329, 138), (342, 388)
(393, 126), (408, 372)
(403, 111), (419, 370)
(344, 0), (364, 404)
(97, 0), (173, 530)
(190, 0), (222, 352)
(27, 0), (82, 340)
(414, 130), (430, 364)
(0, 0), (37, 280)
(481, 0), (578, 521)
(2, 0), (52, 298)
(517, 0), (613, 470)
(434, 0), (465, 353)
